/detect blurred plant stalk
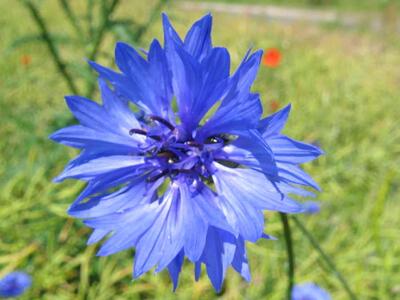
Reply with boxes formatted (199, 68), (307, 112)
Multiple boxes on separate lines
(19, 0), (169, 99)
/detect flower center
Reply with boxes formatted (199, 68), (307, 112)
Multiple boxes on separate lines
(129, 115), (230, 184)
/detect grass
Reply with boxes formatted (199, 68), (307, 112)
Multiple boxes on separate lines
(1, 0), (400, 299)
(199, 0), (398, 12)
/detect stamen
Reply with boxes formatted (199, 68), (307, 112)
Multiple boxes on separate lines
(129, 128), (147, 136)
(129, 128), (161, 141)
(148, 115), (175, 131)
(147, 170), (168, 182)
(175, 169), (192, 174)
(205, 136), (223, 144)
(157, 151), (179, 163)
(185, 140), (202, 148)
(215, 159), (240, 168)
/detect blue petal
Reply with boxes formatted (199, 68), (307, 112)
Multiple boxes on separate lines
(200, 93), (262, 137)
(84, 202), (157, 231)
(278, 182), (316, 198)
(115, 42), (172, 118)
(230, 49), (263, 94)
(193, 185), (235, 235)
(148, 39), (173, 119)
(232, 237), (251, 282)
(268, 135), (323, 164)
(166, 42), (202, 132)
(292, 283), (331, 300)
(167, 45), (230, 132)
(258, 104), (291, 137)
(90, 45), (172, 119)
(88, 60), (127, 90)
(201, 227), (236, 292)
(50, 125), (139, 150)
(65, 95), (115, 132)
(303, 201), (321, 214)
(215, 193), (264, 242)
(96, 202), (162, 256)
(115, 41), (148, 77)
(87, 229), (109, 245)
(194, 261), (202, 281)
(134, 187), (184, 277)
(184, 13), (212, 61)
(0, 272), (32, 298)
(179, 184), (207, 262)
(167, 251), (185, 292)
(67, 165), (153, 209)
(193, 47), (230, 122)
(213, 162), (304, 214)
(218, 129), (278, 177)
(162, 13), (183, 49)
(98, 79), (141, 130)
(68, 176), (149, 218)
(54, 155), (146, 182)
(277, 162), (321, 191)
(199, 51), (263, 136)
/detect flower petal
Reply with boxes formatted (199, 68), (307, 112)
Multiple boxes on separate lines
(232, 236), (251, 282)
(200, 228), (236, 292)
(168, 251), (185, 291)
(200, 93), (262, 137)
(54, 155), (147, 182)
(68, 176), (149, 218)
(184, 13), (212, 61)
(179, 184), (207, 262)
(219, 129), (278, 177)
(213, 162), (304, 214)
(87, 229), (109, 245)
(50, 125), (139, 149)
(277, 162), (321, 191)
(258, 104), (291, 137)
(134, 187), (184, 277)
(95, 202), (163, 256)
(268, 135), (323, 164)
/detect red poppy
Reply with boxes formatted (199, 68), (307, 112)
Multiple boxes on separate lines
(20, 54), (32, 66)
(262, 48), (281, 68)
(270, 100), (280, 112)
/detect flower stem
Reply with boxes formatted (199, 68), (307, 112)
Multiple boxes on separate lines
(85, 0), (121, 98)
(292, 216), (358, 300)
(22, 0), (79, 94)
(280, 213), (295, 300)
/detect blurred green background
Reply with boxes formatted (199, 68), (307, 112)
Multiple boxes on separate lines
(1, 0), (399, 299)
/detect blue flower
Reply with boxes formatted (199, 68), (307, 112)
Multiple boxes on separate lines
(292, 282), (331, 300)
(50, 13), (323, 291)
(303, 201), (321, 214)
(0, 272), (31, 298)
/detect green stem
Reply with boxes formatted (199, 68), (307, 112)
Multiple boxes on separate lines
(85, 0), (120, 98)
(58, 0), (83, 38)
(280, 213), (295, 300)
(22, 0), (79, 94)
(132, 0), (169, 43)
(292, 216), (358, 300)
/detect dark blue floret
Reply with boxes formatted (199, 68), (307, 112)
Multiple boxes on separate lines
(50, 13), (323, 292)
(0, 272), (32, 298)
(292, 282), (331, 300)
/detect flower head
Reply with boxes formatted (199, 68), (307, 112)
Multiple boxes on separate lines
(20, 54), (32, 66)
(303, 201), (321, 214)
(292, 282), (331, 300)
(51, 13), (322, 291)
(270, 99), (280, 112)
(0, 272), (31, 298)
(262, 48), (282, 68)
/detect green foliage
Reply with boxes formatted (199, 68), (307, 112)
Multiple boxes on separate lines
(200, 0), (397, 11)
(16, 0), (169, 98)
(0, 1), (399, 299)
